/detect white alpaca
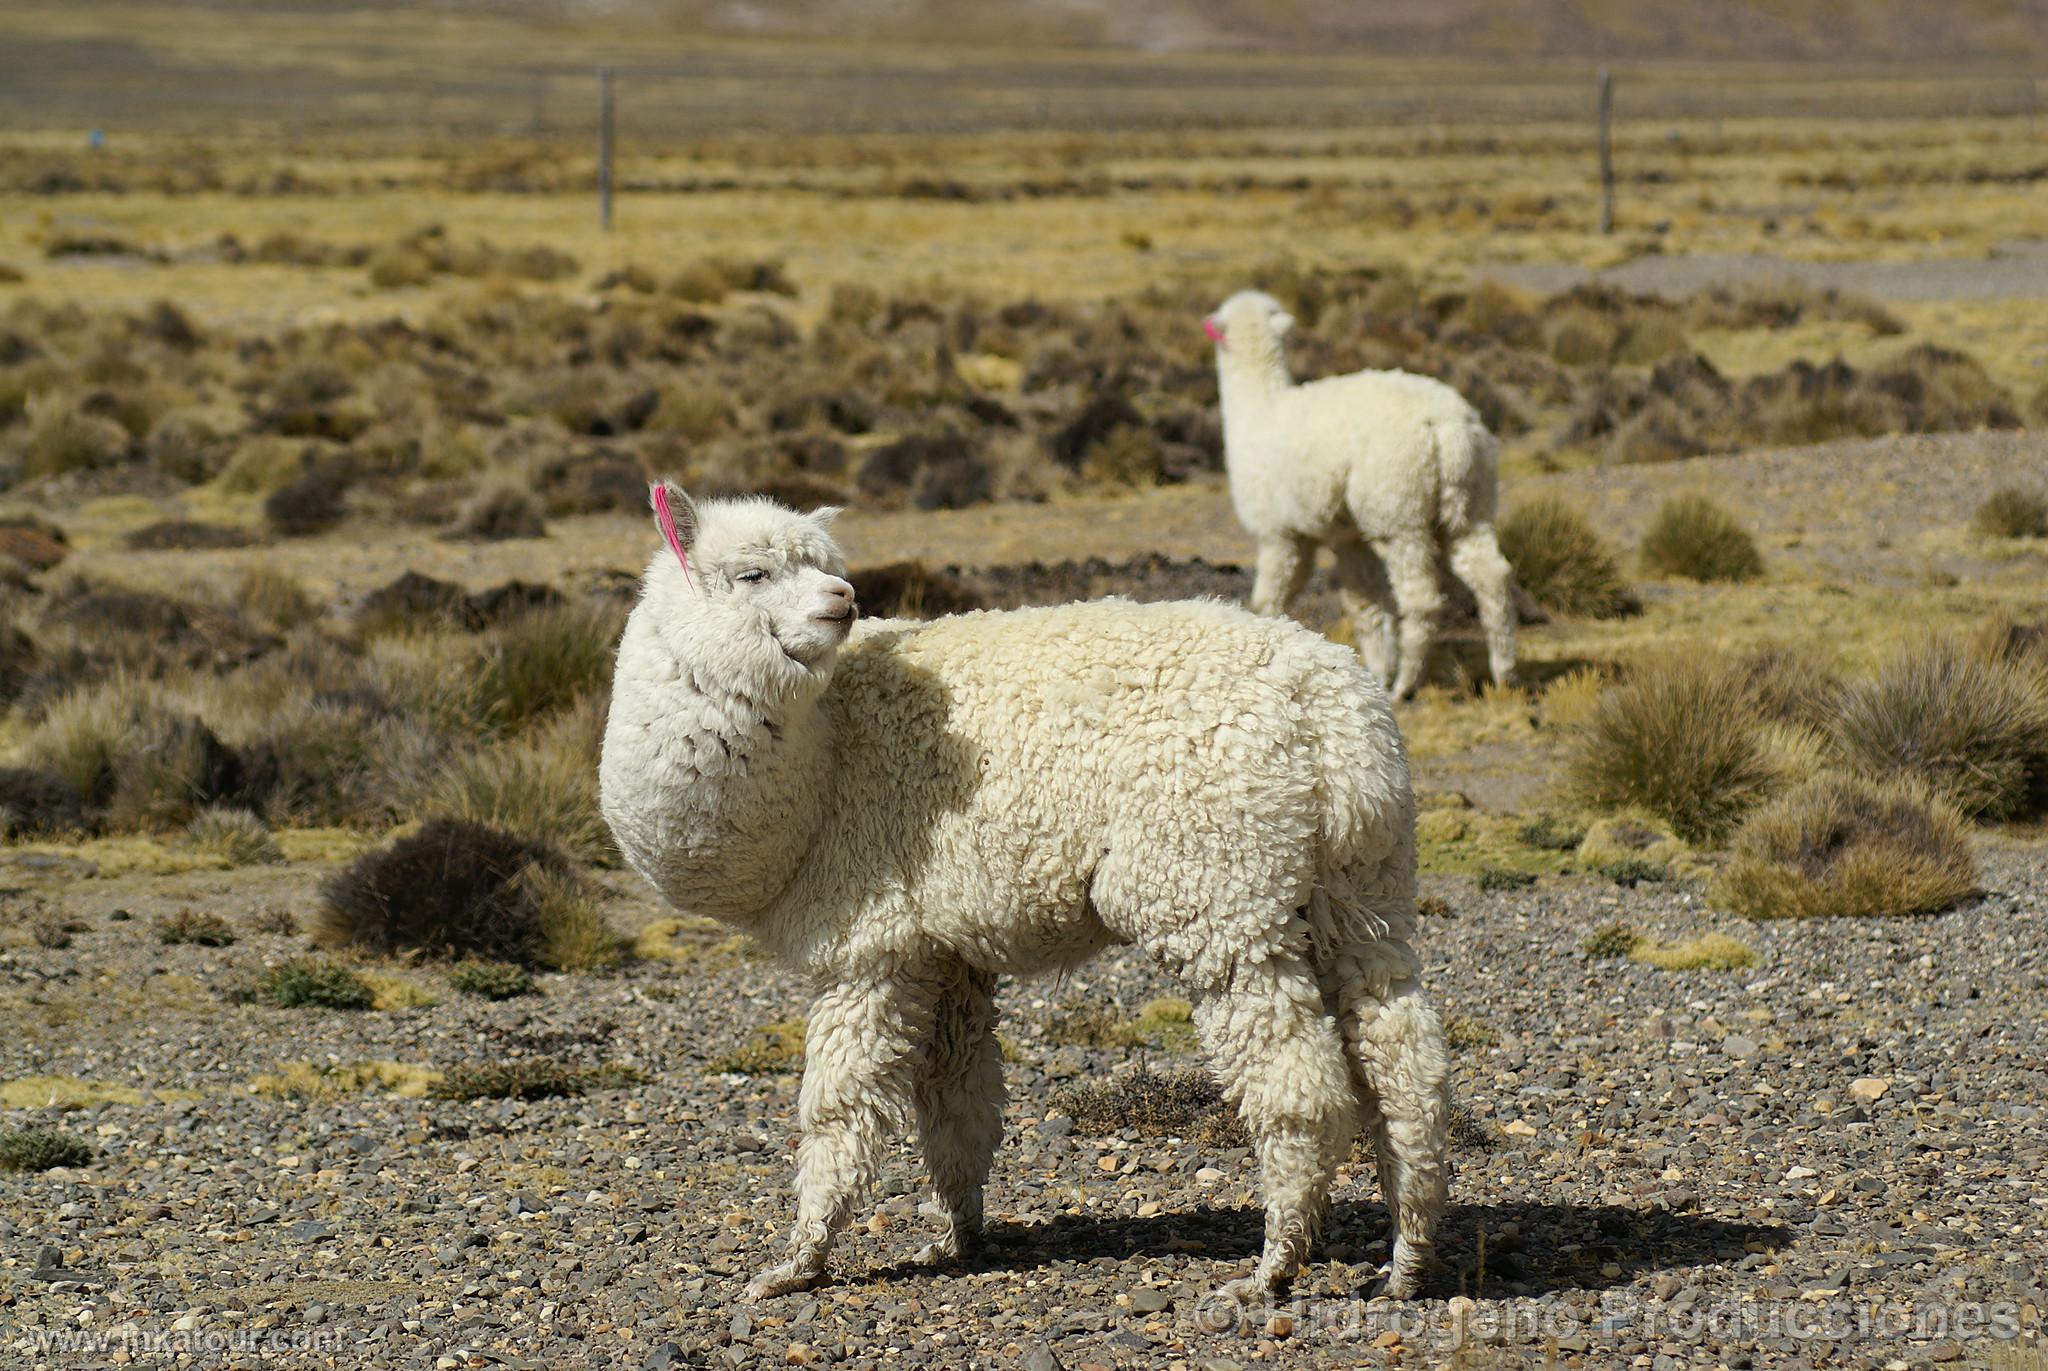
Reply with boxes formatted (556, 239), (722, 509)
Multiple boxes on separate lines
(600, 485), (1452, 1306)
(1206, 289), (1517, 700)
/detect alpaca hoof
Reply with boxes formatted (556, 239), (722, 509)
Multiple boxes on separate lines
(1378, 1240), (1430, 1300)
(912, 1240), (956, 1267)
(744, 1259), (821, 1300)
(1215, 1274), (1278, 1309)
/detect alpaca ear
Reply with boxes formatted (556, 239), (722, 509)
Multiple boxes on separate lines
(807, 505), (843, 530)
(1270, 311), (1296, 337)
(650, 479), (698, 551)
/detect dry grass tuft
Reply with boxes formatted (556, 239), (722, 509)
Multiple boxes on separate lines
(1715, 773), (1978, 919)
(1639, 494), (1764, 583)
(1628, 933), (1758, 971)
(1973, 486), (2048, 540)
(1496, 498), (1638, 619)
(0, 1126), (94, 1173)
(1828, 636), (2048, 820)
(183, 806), (284, 866)
(709, 1019), (808, 1075)
(1569, 656), (1778, 844)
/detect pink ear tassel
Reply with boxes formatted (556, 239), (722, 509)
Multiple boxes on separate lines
(651, 483), (695, 589)
(1202, 316), (1226, 347)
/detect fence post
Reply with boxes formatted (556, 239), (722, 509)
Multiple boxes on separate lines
(1597, 66), (1615, 235)
(598, 66), (615, 232)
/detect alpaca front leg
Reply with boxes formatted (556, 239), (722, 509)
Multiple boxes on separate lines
(911, 963), (1004, 1266)
(1447, 527), (1518, 688)
(1249, 534), (1315, 618)
(745, 978), (934, 1300)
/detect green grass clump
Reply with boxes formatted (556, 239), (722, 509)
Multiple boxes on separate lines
(448, 960), (537, 1000)
(1582, 922), (1641, 959)
(0, 1126), (94, 1172)
(1715, 773), (1978, 920)
(1517, 814), (1588, 852)
(431, 1059), (642, 1101)
(1639, 494), (1764, 583)
(1598, 857), (1669, 886)
(248, 957), (376, 1010)
(708, 1020), (807, 1075)
(1973, 486), (2048, 539)
(156, 909), (236, 946)
(1496, 498), (1638, 619)
(184, 807), (285, 866)
(1629, 933), (1758, 971)
(1569, 656), (1778, 843)
(1828, 637), (2048, 820)
(1477, 867), (1537, 892)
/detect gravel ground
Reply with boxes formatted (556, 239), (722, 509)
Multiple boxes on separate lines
(4, 839), (2044, 1370)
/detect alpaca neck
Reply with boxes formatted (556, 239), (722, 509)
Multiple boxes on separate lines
(1217, 339), (1292, 407)
(601, 612), (831, 928)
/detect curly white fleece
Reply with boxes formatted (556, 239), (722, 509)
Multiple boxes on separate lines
(600, 488), (1453, 1307)
(1208, 289), (1517, 699)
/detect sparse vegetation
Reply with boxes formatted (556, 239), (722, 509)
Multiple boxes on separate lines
(1582, 922), (1641, 959)
(1051, 1067), (1245, 1145)
(1716, 773), (1978, 919)
(1477, 867), (1537, 892)
(709, 1020), (807, 1075)
(431, 1059), (642, 1101)
(1639, 495), (1765, 583)
(155, 909), (236, 946)
(1569, 656), (1779, 843)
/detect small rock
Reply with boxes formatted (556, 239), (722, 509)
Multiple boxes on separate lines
(644, 1343), (687, 1371)
(1022, 1345), (1063, 1371)
(1722, 1035), (1760, 1059)
(1927, 1342), (1963, 1362)
(1850, 1077), (1890, 1104)
(1130, 1289), (1170, 1314)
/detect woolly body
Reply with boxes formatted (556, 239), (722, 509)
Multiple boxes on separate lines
(1209, 289), (1518, 698)
(601, 489), (1453, 1306)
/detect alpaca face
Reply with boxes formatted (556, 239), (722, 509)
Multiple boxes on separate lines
(1207, 289), (1294, 354)
(641, 482), (857, 679)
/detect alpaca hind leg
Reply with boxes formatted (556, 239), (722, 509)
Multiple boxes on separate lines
(1373, 537), (1445, 701)
(1333, 540), (1400, 692)
(1250, 534), (1316, 618)
(1447, 526), (1518, 687)
(911, 962), (1004, 1265)
(1333, 964), (1452, 1299)
(1195, 956), (1360, 1305)
(746, 977), (935, 1299)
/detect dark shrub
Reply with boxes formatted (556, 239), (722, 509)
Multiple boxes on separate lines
(1052, 1068), (1245, 1146)
(0, 767), (83, 838)
(451, 483), (546, 541)
(155, 910), (236, 946)
(852, 562), (988, 619)
(317, 818), (583, 965)
(431, 1059), (641, 1101)
(265, 458), (357, 537)
(124, 520), (261, 551)
(448, 960), (537, 1000)
(1050, 393), (1144, 471)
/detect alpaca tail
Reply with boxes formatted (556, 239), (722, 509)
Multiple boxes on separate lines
(1430, 408), (1501, 540)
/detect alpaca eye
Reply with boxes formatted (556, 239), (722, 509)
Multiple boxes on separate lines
(736, 570), (769, 585)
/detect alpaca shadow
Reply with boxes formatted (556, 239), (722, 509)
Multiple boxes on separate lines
(1416, 637), (1607, 696)
(868, 1200), (1783, 1299)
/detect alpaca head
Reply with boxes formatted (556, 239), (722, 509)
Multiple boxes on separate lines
(1205, 290), (1294, 361)
(639, 482), (857, 692)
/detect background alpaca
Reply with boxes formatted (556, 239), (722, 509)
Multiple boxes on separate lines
(600, 485), (1453, 1305)
(1207, 288), (1518, 699)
